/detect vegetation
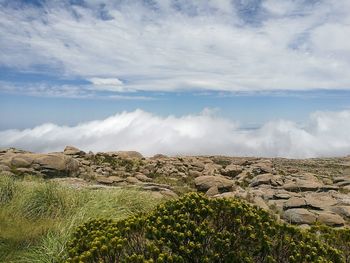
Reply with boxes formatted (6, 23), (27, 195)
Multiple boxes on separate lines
(2, 172), (350, 263)
(0, 173), (162, 262)
(67, 193), (347, 263)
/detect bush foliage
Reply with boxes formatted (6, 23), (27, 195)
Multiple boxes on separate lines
(67, 193), (347, 263)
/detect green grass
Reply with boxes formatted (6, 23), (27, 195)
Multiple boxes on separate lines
(0, 173), (163, 262)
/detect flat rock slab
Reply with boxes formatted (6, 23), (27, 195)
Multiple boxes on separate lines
(316, 212), (345, 227)
(283, 208), (317, 225)
(283, 180), (323, 192)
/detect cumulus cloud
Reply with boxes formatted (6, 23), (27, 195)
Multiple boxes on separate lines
(1, 0), (350, 92)
(1, 109), (350, 158)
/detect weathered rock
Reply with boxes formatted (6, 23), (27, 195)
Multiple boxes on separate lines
(317, 212), (345, 227)
(304, 193), (338, 210)
(253, 196), (269, 210)
(221, 164), (243, 177)
(188, 170), (202, 177)
(250, 173), (282, 187)
(283, 180), (322, 192)
(283, 197), (307, 210)
(160, 189), (178, 198)
(273, 193), (291, 200)
(268, 200), (286, 213)
(283, 209), (317, 225)
(96, 176), (124, 184)
(35, 154), (80, 177)
(135, 173), (152, 182)
(332, 206), (350, 218)
(11, 157), (31, 167)
(190, 161), (205, 171)
(63, 146), (85, 156)
(81, 160), (91, 166)
(251, 160), (274, 174)
(206, 186), (219, 196)
(336, 180), (350, 187)
(0, 164), (10, 172)
(194, 176), (234, 192)
(152, 154), (168, 159)
(333, 176), (350, 184)
(319, 185), (339, 191)
(214, 192), (237, 199)
(126, 177), (142, 184)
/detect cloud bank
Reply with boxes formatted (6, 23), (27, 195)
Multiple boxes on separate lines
(1, 109), (350, 158)
(1, 0), (350, 93)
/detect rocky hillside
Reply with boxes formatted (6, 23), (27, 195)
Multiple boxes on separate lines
(1, 146), (350, 228)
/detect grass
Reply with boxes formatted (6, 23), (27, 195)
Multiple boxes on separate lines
(0, 172), (163, 262)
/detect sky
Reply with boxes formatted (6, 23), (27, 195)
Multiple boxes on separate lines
(1, 0), (350, 157)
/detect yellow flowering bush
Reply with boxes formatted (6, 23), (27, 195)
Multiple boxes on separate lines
(66, 193), (344, 263)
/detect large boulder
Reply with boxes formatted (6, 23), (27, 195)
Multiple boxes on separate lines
(4, 153), (80, 178)
(195, 175), (234, 192)
(63, 146), (85, 156)
(34, 154), (79, 177)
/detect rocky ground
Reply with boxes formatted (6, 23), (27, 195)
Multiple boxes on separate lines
(1, 146), (350, 228)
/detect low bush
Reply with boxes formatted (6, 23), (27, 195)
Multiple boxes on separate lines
(67, 193), (344, 263)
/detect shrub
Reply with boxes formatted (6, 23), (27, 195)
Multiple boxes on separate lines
(67, 193), (343, 263)
(309, 224), (350, 262)
(0, 173), (16, 204)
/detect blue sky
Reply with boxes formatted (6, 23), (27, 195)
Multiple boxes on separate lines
(1, 0), (350, 157)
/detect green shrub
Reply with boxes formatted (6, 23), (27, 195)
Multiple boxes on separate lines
(67, 193), (343, 263)
(0, 173), (16, 204)
(309, 224), (350, 262)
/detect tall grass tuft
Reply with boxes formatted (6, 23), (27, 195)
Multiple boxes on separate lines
(0, 173), (16, 204)
(19, 182), (80, 219)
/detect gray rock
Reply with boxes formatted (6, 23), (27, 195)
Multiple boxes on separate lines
(0, 164), (10, 172)
(283, 180), (322, 192)
(188, 170), (202, 177)
(331, 206), (350, 218)
(96, 176), (124, 184)
(317, 212), (345, 227)
(250, 173), (282, 187)
(11, 157), (31, 168)
(284, 197), (307, 210)
(135, 173), (152, 182)
(194, 175), (234, 192)
(221, 164), (243, 177)
(126, 177), (142, 184)
(283, 209), (317, 225)
(63, 146), (85, 156)
(206, 186), (219, 196)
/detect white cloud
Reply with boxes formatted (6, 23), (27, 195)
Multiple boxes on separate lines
(1, 0), (350, 92)
(0, 81), (153, 100)
(1, 109), (350, 158)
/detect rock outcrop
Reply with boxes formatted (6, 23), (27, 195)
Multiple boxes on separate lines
(1, 147), (350, 227)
